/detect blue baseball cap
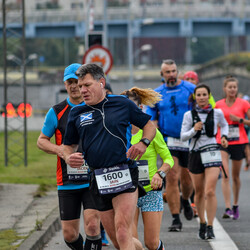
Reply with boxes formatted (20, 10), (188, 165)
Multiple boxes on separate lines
(63, 63), (81, 82)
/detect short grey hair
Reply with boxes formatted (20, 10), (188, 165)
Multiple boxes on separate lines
(76, 63), (105, 81)
(162, 59), (176, 65)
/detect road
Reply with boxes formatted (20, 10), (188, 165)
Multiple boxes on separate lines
(43, 162), (250, 250)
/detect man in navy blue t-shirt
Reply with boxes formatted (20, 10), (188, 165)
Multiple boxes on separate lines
(63, 63), (156, 250)
(37, 63), (102, 250)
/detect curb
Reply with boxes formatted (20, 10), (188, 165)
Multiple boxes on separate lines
(17, 207), (61, 250)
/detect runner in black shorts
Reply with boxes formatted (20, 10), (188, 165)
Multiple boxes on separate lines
(58, 188), (96, 220)
(63, 63), (156, 250)
(169, 150), (189, 169)
(89, 165), (139, 211)
(147, 59), (196, 231)
(37, 63), (102, 250)
(220, 144), (246, 161)
(215, 76), (250, 220)
(181, 84), (228, 240)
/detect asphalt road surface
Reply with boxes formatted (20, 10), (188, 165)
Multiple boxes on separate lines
(43, 161), (250, 250)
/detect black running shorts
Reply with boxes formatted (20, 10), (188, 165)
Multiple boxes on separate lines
(188, 151), (220, 174)
(219, 144), (246, 161)
(169, 149), (189, 168)
(89, 166), (140, 212)
(58, 188), (96, 220)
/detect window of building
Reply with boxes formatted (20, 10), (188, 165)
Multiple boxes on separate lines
(140, 0), (163, 6)
(71, 2), (84, 9)
(107, 0), (129, 7)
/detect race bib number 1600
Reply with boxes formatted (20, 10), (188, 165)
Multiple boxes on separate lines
(94, 164), (132, 195)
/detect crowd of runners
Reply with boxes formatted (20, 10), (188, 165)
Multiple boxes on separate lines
(37, 60), (250, 250)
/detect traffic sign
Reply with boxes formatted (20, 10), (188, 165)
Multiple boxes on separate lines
(82, 45), (113, 75)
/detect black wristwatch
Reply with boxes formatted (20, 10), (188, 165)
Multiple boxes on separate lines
(140, 138), (151, 147)
(157, 170), (166, 179)
(239, 118), (244, 124)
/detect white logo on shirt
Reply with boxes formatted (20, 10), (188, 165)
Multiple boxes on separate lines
(80, 111), (94, 126)
(80, 113), (92, 121)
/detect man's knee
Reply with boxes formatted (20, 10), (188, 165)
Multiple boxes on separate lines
(84, 215), (100, 236)
(166, 170), (179, 185)
(180, 169), (192, 186)
(116, 225), (130, 245)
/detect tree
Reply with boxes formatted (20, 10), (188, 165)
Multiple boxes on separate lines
(191, 37), (224, 64)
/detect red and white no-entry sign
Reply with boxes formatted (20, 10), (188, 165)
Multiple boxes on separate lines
(82, 45), (113, 75)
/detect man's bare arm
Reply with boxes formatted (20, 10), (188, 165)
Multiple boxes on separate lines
(37, 132), (65, 158)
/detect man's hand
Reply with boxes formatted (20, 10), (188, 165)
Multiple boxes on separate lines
(65, 152), (84, 168)
(126, 142), (147, 160)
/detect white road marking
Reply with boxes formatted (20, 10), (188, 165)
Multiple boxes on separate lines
(209, 217), (238, 250)
(197, 214), (239, 250)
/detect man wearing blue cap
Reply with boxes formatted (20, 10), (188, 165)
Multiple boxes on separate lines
(37, 63), (103, 250)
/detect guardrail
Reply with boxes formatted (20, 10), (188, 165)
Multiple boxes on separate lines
(1, 2), (250, 24)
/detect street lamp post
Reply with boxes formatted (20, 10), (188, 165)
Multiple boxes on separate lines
(133, 44), (152, 61)
(7, 53), (38, 67)
(127, 3), (154, 88)
(128, 1), (134, 89)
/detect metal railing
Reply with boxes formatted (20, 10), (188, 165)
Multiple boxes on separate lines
(1, 0), (250, 24)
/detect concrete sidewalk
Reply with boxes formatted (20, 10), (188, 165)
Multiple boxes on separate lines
(0, 183), (59, 250)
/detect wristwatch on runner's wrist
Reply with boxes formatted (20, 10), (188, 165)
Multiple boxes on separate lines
(157, 170), (166, 179)
(140, 138), (151, 147)
(239, 118), (244, 124)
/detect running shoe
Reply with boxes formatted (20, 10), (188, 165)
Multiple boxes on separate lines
(232, 206), (240, 220)
(182, 199), (193, 220)
(222, 208), (233, 219)
(101, 229), (110, 246)
(206, 225), (215, 239)
(168, 219), (182, 232)
(159, 240), (165, 250)
(198, 222), (207, 240)
(191, 203), (198, 218)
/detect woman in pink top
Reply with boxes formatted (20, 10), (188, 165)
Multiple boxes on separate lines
(216, 76), (250, 220)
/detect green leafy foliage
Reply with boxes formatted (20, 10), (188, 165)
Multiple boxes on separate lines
(191, 37), (224, 64)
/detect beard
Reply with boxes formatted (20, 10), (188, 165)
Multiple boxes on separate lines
(167, 77), (177, 87)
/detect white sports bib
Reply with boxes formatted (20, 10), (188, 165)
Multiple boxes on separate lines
(94, 164), (132, 195)
(200, 144), (222, 167)
(228, 125), (240, 141)
(67, 160), (89, 181)
(167, 137), (189, 151)
(137, 160), (150, 186)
